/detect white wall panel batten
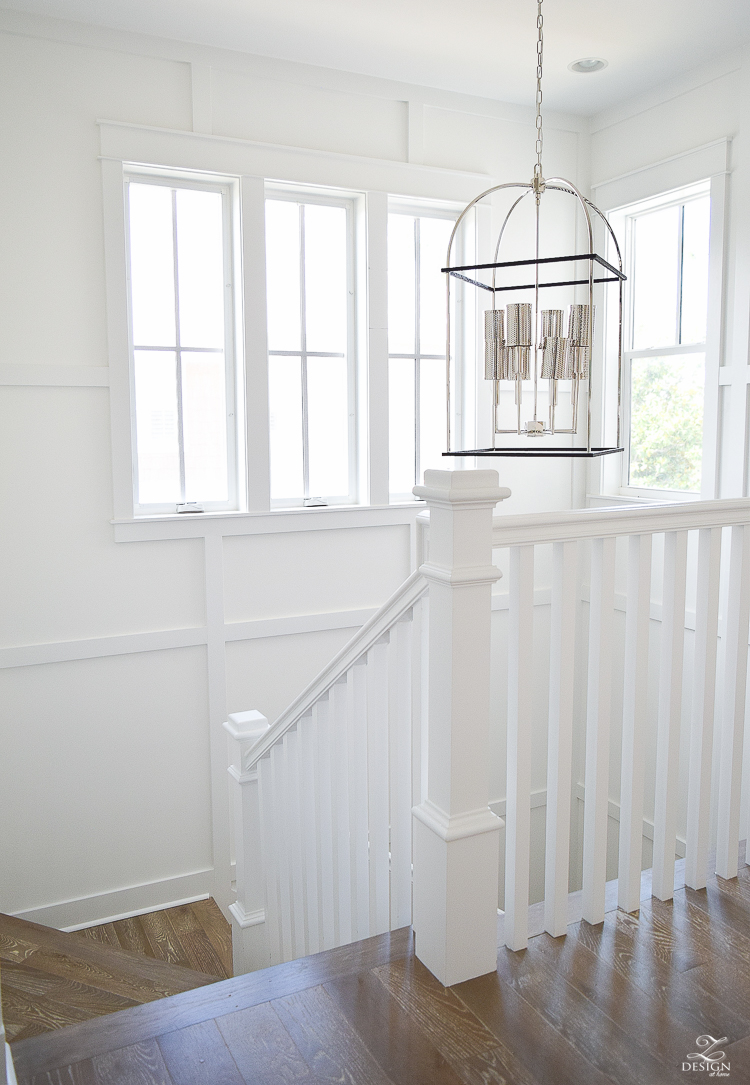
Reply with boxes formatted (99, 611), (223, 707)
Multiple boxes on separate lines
(505, 544), (534, 951)
(331, 678), (353, 947)
(98, 122), (491, 203)
(716, 524), (750, 879)
(0, 365), (110, 386)
(367, 636), (391, 935)
(0, 629), (209, 670)
(544, 540), (577, 938)
(204, 533), (232, 912)
(582, 536), (616, 925)
(685, 527), (721, 889)
(618, 533), (652, 913)
(652, 530), (688, 901)
(191, 62), (212, 134)
(389, 616), (414, 930)
(348, 660), (370, 941)
(298, 711), (321, 955)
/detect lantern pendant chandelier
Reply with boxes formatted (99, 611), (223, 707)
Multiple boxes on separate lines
(442, 0), (625, 458)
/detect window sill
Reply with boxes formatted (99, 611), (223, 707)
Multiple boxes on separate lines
(587, 490), (701, 508)
(111, 502), (425, 542)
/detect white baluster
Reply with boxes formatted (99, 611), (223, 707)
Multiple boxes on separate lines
(272, 741), (294, 961)
(348, 659), (370, 941)
(284, 726), (307, 957)
(506, 544), (535, 950)
(389, 614), (414, 931)
(223, 710), (272, 974)
(652, 530), (688, 901)
(367, 634), (391, 935)
(298, 709), (321, 954)
(618, 533), (652, 913)
(685, 527), (721, 889)
(716, 524), (750, 879)
(544, 540), (577, 938)
(313, 695), (337, 949)
(258, 751), (282, 966)
(582, 536), (616, 925)
(331, 676), (353, 946)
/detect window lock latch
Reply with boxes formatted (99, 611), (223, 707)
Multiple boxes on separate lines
(176, 502), (205, 514)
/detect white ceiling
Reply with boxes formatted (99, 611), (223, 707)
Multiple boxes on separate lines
(4, 0), (750, 116)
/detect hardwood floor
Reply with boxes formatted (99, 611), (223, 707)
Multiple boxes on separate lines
(72, 900), (232, 981)
(11, 859), (750, 1085)
(0, 900), (231, 1044)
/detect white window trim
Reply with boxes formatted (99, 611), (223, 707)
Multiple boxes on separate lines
(387, 197), (466, 502)
(591, 139), (729, 504)
(265, 183), (361, 508)
(99, 120), (490, 528)
(124, 170), (241, 515)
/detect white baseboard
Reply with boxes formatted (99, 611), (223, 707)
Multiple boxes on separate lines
(5, 1043), (18, 1085)
(11, 868), (214, 931)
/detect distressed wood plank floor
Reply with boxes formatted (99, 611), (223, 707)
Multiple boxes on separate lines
(11, 863), (750, 1084)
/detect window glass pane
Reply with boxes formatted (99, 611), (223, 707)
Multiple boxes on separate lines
(133, 350), (180, 503)
(269, 355), (303, 500)
(307, 356), (349, 497)
(389, 357), (415, 495)
(265, 201), (301, 352)
(629, 353), (704, 492)
(681, 196), (710, 345)
(176, 189), (225, 349)
(182, 352), (228, 502)
(419, 356), (446, 482)
(632, 205), (679, 350)
(305, 205), (347, 355)
(419, 217), (454, 356)
(388, 214), (415, 355)
(128, 184), (175, 348)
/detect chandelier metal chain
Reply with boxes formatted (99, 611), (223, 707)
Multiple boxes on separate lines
(534, 0), (544, 186)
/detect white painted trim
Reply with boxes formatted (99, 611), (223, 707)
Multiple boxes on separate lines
(591, 137), (732, 195)
(61, 893), (210, 932)
(590, 49), (746, 136)
(112, 502), (421, 541)
(98, 121), (492, 204)
(224, 609), (376, 641)
(12, 868), (214, 930)
(0, 628), (209, 669)
(4, 1043), (17, 1085)
(0, 365), (110, 387)
(0, 8), (586, 136)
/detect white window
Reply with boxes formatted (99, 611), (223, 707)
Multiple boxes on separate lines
(620, 182), (711, 496)
(125, 174), (238, 514)
(265, 191), (356, 507)
(387, 207), (457, 500)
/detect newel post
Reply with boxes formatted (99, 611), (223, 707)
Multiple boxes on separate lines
(223, 710), (271, 975)
(412, 468), (510, 986)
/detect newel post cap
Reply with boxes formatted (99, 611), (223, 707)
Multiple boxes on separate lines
(223, 710), (270, 744)
(413, 468), (511, 509)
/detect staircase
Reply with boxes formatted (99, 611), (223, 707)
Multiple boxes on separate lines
(0, 908), (227, 1044)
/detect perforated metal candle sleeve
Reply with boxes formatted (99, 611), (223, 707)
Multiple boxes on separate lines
(441, 0), (625, 458)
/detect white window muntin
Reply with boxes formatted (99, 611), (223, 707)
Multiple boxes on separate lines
(265, 184), (359, 508)
(124, 170), (240, 515)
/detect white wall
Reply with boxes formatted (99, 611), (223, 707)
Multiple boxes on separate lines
(0, 11), (586, 927)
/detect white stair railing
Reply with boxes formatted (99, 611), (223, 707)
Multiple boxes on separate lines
(494, 497), (750, 951)
(225, 570), (428, 974)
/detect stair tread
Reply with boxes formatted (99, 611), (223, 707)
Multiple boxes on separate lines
(10, 926), (413, 1080)
(0, 912), (220, 993)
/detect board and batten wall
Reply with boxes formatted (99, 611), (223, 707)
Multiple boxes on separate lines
(0, 10), (586, 929)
